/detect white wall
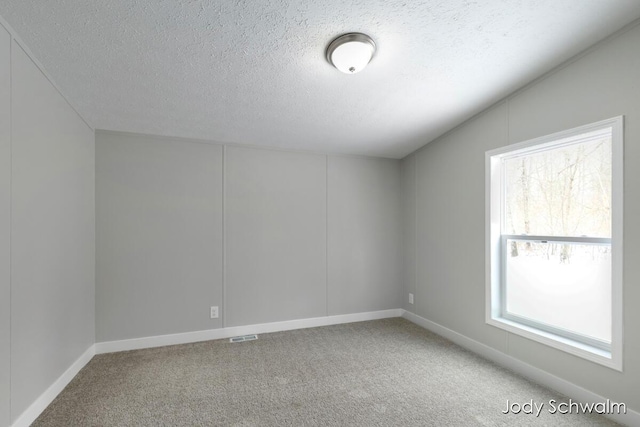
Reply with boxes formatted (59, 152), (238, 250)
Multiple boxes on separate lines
(96, 133), (402, 339)
(403, 22), (640, 413)
(0, 22), (11, 427)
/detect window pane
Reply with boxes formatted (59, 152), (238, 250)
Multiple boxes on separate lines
(504, 136), (611, 237)
(505, 240), (611, 343)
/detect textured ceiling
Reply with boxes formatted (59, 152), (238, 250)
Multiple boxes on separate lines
(2, 1), (640, 158)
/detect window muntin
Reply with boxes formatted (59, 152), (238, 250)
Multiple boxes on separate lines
(486, 117), (623, 370)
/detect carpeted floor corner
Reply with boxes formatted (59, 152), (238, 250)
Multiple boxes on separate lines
(33, 318), (619, 426)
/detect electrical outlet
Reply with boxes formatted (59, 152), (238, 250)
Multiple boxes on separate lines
(409, 293), (414, 304)
(210, 306), (219, 319)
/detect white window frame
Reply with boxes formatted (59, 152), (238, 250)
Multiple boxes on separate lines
(485, 116), (623, 371)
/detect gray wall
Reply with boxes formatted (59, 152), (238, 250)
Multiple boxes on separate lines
(400, 155), (416, 312)
(6, 39), (95, 423)
(96, 133), (223, 341)
(96, 134), (402, 339)
(225, 147), (327, 326)
(328, 156), (402, 315)
(0, 23), (10, 427)
(402, 22), (640, 412)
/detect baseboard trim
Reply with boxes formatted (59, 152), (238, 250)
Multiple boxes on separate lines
(10, 344), (95, 427)
(96, 308), (403, 354)
(401, 310), (640, 427)
(19, 311), (635, 427)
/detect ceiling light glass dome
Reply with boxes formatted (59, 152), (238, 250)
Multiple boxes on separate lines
(326, 33), (376, 74)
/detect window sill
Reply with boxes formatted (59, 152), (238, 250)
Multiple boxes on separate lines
(487, 316), (621, 371)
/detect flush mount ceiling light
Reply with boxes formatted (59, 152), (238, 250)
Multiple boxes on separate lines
(326, 33), (376, 74)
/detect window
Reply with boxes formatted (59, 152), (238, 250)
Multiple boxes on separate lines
(486, 117), (623, 370)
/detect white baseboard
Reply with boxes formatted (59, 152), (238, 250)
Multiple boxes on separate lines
(95, 308), (403, 354)
(11, 345), (95, 427)
(17, 310), (636, 427)
(402, 310), (640, 427)
(8, 310), (401, 427)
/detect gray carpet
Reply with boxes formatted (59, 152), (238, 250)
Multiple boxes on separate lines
(33, 318), (619, 426)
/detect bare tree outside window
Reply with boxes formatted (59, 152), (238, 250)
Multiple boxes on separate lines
(505, 137), (612, 243)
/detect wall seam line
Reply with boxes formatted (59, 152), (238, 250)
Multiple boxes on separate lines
(325, 155), (329, 317)
(8, 31), (13, 425)
(505, 98), (510, 354)
(413, 155), (418, 315)
(222, 145), (227, 328)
